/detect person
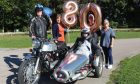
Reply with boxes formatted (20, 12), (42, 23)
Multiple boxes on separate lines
(52, 14), (68, 60)
(100, 19), (115, 69)
(52, 14), (59, 39)
(86, 13), (102, 63)
(88, 14), (95, 28)
(52, 14), (66, 48)
(29, 4), (49, 39)
(70, 28), (101, 63)
(87, 13), (100, 44)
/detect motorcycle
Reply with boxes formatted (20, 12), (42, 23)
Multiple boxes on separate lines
(53, 40), (104, 83)
(18, 38), (68, 84)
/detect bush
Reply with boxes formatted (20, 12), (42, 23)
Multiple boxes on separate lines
(118, 24), (129, 28)
(22, 26), (29, 32)
(110, 21), (118, 29)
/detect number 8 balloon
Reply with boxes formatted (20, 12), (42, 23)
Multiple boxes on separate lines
(62, 0), (78, 28)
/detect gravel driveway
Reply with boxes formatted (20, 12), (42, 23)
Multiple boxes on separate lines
(0, 38), (140, 84)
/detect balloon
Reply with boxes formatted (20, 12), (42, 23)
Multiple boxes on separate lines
(43, 7), (53, 17)
(79, 3), (102, 32)
(62, 1), (78, 28)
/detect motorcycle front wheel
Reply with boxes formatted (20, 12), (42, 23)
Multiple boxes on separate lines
(18, 58), (41, 84)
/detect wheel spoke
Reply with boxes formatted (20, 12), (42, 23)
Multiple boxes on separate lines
(21, 59), (41, 84)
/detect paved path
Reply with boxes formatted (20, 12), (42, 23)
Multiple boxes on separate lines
(0, 38), (140, 84)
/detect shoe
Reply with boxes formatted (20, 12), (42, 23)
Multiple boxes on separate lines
(108, 65), (113, 69)
(105, 64), (108, 69)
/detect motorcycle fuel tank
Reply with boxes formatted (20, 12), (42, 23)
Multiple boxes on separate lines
(42, 42), (57, 52)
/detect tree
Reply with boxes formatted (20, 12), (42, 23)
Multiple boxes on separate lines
(0, 0), (140, 32)
(126, 0), (140, 27)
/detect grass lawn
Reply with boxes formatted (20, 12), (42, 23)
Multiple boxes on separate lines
(0, 31), (140, 48)
(0, 35), (32, 48)
(115, 31), (140, 39)
(108, 54), (140, 84)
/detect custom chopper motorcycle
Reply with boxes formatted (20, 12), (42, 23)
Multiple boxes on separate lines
(18, 38), (68, 84)
(53, 40), (104, 83)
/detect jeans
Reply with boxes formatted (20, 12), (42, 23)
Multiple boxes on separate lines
(102, 47), (113, 65)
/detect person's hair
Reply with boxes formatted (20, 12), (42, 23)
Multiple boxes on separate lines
(87, 13), (95, 24)
(88, 14), (94, 19)
(104, 19), (109, 23)
(57, 14), (61, 19)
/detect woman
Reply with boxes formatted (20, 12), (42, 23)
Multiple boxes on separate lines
(100, 19), (116, 69)
(52, 14), (65, 42)
(52, 14), (67, 51)
(52, 14), (67, 60)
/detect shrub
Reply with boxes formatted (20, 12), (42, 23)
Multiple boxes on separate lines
(110, 21), (118, 29)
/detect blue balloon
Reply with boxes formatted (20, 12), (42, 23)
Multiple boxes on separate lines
(43, 7), (52, 17)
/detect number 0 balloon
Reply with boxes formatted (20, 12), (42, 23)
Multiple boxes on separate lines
(80, 3), (102, 32)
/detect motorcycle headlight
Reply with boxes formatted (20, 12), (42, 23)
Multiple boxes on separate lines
(32, 39), (40, 48)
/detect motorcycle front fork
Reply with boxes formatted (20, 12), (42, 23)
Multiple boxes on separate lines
(34, 57), (40, 75)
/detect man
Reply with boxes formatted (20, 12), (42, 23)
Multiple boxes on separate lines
(70, 28), (101, 61)
(88, 13), (100, 44)
(100, 19), (115, 69)
(29, 4), (49, 39)
(87, 13), (102, 62)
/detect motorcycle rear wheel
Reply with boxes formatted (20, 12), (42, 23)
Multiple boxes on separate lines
(18, 58), (41, 84)
(94, 55), (103, 78)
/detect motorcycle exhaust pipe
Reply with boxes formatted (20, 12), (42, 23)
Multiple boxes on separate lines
(53, 70), (69, 83)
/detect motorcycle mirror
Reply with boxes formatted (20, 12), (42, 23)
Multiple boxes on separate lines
(29, 49), (32, 52)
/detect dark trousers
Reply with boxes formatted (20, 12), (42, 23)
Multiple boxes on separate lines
(102, 47), (113, 65)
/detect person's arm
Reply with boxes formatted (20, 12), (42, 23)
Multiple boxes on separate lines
(69, 38), (80, 52)
(110, 37), (115, 48)
(110, 29), (116, 48)
(46, 16), (52, 28)
(70, 38), (78, 50)
(56, 24), (59, 39)
(52, 23), (59, 39)
(48, 16), (52, 28)
(52, 24), (57, 38)
(90, 37), (101, 56)
(29, 18), (36, 38)
(96, 28), (101, 36)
